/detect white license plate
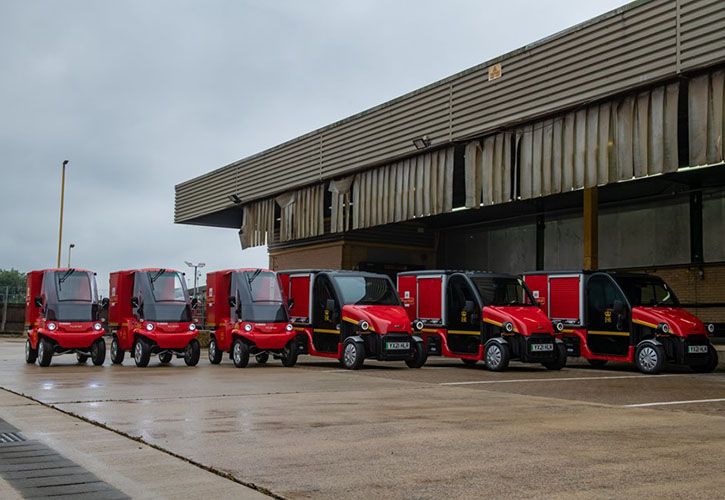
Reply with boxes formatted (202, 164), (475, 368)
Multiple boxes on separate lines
(531, 343), (554, 352)
(386, 342), (410, 351)
(688, 345), (708, 354)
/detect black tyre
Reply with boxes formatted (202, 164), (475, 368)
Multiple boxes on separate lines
(159, 352), (173, 364)
(110, 336), (125, 365)
(587, 359), (608, 368)
(25, 339), (37, 364)
(255, 353), (269, 365)
(484, 341), (510, 372)
(405, 341), (427, 368)
(91, 338), (106, 366)
(37, 337), (54, 367)
(208, 337), (223, 365)
(133, 338), (151, 368)
(690, 345), (718, 373)
(232, 339), (249, 368)
(461, 358), (478, 366)
(76, 353), (89, 364)
(542, 343), (567, 370)
(184, 339), (200, 367)
(635, 342), (665, 375)
(281, 340), (298, 367)
(341, 340), (365, 370)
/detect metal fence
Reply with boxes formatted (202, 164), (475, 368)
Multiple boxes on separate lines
(0, 287), (25, 332)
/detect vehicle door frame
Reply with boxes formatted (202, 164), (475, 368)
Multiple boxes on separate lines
(584, 272), (632, 356)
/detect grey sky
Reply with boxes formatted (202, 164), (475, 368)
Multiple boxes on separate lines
(1, 0), (627, 294)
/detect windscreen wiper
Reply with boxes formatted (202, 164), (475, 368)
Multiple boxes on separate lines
(150, 269), (166, 283)
(57, 269), (75, 291)
(247, 269), (262, 284)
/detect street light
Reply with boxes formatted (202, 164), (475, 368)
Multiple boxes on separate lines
(56, 160), (69, 268)
(184, 261), (205, 302)
(67, 243), (75, 268)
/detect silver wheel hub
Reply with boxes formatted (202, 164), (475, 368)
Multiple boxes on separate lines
(234, 343), (241, 362)
(25, 341), (29, 358)
(209, 341), (215, 357)
(111, 341), (117, 357)
(38, 342), (44, 358)
(486, 345), (501, 367)
(639, 346), (658, 371)
(135, 342), (142, 361)
(343, 343), (357, 366)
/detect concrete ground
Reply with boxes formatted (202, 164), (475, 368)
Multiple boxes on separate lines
(0, 337), (723, 499)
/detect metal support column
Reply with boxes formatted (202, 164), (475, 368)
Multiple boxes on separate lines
(583, 187), (598, 271)
(690, 190), (704, 264)
(536, 214), (545, 271)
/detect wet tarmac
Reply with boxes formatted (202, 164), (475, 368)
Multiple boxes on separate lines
(1, 337), (723, 498)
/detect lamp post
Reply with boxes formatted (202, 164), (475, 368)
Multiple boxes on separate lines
(67, 243), (75, 268)
(56, 160), (69, 268)
(184, 261), (205, 302)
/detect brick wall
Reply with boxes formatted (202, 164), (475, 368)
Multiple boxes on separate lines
(269, 242), (344, 270)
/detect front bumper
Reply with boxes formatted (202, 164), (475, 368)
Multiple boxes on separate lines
(662, 334), (712, 365)
(518, 334), (560, 363)
(239, 331), (296, 350)
(137, 330), (198, 349)
(368, 333), (416, 361)
(39, 329), (105, 349)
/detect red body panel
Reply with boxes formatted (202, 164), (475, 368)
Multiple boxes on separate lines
(548, 275), (582, 323)
(342, 305), (412, 334)
(397, 275), (417, 320)
(284, 273), (312, 323)
(484, 305), (554, 335)
(632, 306), (707, 336)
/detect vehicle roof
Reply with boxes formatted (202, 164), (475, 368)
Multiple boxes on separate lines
(398, 269), (517, 279)
(209, 268), (273, 274)
(111, 268), (183, 274)
(278, 269), (392, 279)
(522, 270), (659, 279)
(29, 268), (94, 274)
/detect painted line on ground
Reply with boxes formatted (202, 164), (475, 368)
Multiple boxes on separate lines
(439, 374), (678, 386)
(623, 397), (725, 408)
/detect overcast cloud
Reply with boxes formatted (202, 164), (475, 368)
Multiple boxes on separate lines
(1, 0), (627, 294)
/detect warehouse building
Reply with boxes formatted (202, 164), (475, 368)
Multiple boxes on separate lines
(175, 0), (725, 325)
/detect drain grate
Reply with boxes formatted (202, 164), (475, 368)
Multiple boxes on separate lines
(0, 432), (26, 443)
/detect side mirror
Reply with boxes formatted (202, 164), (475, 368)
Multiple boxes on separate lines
(101, 298), (109, 308)
(228, 296), (237, 308)
(191, 297), (199, 309)
(325, 299), (336, 312)
(464, 300), (475, 313)
(287, 297), (295, 309)
(131, 297), (139, 308)
(34, 296), (42, 307)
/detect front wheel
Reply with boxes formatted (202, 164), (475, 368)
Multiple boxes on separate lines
(484, 341), (510, 372)
(255, 353), (269, 365)
(91, 338), (106, 366)
(405, 341), (427, 368)
(690, 345), (718, 373)
(133, 338), (151, 367)
(184, 339), (200, 367)
(110, 336), (125, 365)
(341, 340), (365, 370)
(232, 339), (249, 368)
(37, 337), (54, 367)
(542, 343), (567, 371)
(635, 342), (665, 374)
(208, 337), (223, 364)
(25, 339), (37, 364)
(281, 341), (298, 367)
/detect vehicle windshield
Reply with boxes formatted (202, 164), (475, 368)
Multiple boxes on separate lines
(232, 271), (288, 323)
(245, 271), (283, 303)
(45, 270), (98, 321)
(55, 270), (95, 302)
(470, 276), (536, 306)
(613, 275), (679, 307)
(148, 271), (187, 302)
(333, 276), (400, 306)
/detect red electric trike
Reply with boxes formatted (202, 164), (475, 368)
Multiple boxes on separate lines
(523, 271), (718, 374)
(24, 268), (106, 367)
(108, 268), (200, 367)
(206, 268), (297, 368)
(397, 270), (566, 371)
(277, 270), (426, 370)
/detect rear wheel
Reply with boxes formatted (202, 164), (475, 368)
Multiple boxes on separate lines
(635, 343), (665, 374)
(110, 336), (125, 365)
(405, 341), (427, 368)
(232, 339), (249, 368)
(133, 338), (151, 367)
(76, 353), (89, 364)
(208, 337), (223, 364)
(91, 338), (106, 366)
(159, 352), (173, 364)
(37, 337), (53, 367)
(341, 340), (365, 370)
(281, 340), (298, 367)
(690, 345), (718, 373)
(542, 343), (567, 370)
(461, 358), (478, 366)
(587, 359), (608, 368)
(484, 342), (510, 372)
(255, 353), (269, 365)
(184, 339), (200, 366)
(25, 339), (37, 364)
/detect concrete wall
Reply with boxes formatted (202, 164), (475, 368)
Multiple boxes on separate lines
(270, 242), (345, 270)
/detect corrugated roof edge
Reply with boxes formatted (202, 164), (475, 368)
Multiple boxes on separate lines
(175, 0), (650, 190)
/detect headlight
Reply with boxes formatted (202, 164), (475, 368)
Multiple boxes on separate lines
(706, 323), (715, 334)
(658, 322), (670, 334)
(359, 320), (370, 331)
(554, 321), (564, 332)
(189, 323), (196, 331)
(93, 322), (102, 331)
(414, 320), (424, 331)
(503, 322), (514, 333)
(46, 322), (57, 331)
(286, 323), (294, 332)
(145, 322), (154, 331)
(243, 323), (253, 332)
